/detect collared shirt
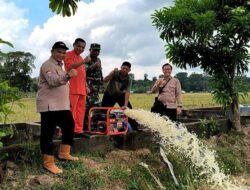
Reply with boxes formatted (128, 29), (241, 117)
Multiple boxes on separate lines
(105, 70), (131, 96)
(64, 50), (86, 95)
(157, 77), (182, 109)
(36, 56), (70, 112)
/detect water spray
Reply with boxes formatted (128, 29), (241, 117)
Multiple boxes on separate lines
(124, 109), (247, 190)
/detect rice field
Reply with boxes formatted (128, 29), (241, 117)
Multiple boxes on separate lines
(5, 92), (250, 123)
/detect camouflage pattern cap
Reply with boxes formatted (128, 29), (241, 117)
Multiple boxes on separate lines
(90, 43), (101, 50)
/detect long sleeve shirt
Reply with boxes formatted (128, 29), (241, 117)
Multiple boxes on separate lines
(155, 77), (182, 109)
(64, 50), (87, 95)
(36, 57), (70, 112)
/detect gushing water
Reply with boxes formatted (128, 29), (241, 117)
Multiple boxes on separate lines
(124, 109), (247, 190)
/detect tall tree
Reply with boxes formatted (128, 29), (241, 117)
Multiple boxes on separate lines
(0, 51), (35, 92)
(152, 0), (250, 131)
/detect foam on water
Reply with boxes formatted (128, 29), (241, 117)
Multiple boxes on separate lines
(125, 109), (248, 190)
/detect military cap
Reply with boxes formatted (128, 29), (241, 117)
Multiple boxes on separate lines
(90, 43), (101, 50)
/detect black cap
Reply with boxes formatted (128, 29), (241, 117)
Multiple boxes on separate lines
(90, 43), (101, 50)
(122, 61), (131, 68)
(52, 41), (69, 50)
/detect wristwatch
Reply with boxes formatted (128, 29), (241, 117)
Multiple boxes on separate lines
(65, 73), (71, 80)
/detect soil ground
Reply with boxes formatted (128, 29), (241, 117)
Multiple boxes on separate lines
(0, 126), (250, 190)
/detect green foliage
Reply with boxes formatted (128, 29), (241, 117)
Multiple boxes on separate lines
(0, 51), (35, 92)
(215, 146), (243, 175)
(49, 0), (81, 17)
(129, 164), (161, 189)
(0, 38), (13, 64)
(132, 79), (154, 93)
(0, 81), (23, 152)
(152, 0), (250, 130)
(157, 150), (207, 189)
(210, 74), (248, 110)
(0, 38), (13, 48)
(1, 135), (248, 189)
(198, 117), (219, 138)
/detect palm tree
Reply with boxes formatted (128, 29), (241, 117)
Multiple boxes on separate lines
(49, 0), (82, 17)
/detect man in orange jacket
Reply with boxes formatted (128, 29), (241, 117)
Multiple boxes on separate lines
(64, 38), (91, 137)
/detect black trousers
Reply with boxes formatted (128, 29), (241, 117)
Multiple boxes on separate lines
(101, 92), (138, 130)
(162, 108), (177, 121)
(101, 92), (132, 108)
(151, 108), (177, 121)
(40, 110), (74, 155)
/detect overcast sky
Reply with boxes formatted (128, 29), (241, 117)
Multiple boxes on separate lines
(0, 0), (205, 79)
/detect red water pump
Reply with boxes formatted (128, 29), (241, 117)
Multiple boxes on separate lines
(88, 107), (128, 135)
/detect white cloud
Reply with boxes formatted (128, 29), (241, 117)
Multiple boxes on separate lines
(24, 0), (174, 79)
(0, 0), (28, 50)
(2, 0), (183, 79)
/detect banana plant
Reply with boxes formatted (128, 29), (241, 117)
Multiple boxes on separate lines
(49, 0), (81, 17)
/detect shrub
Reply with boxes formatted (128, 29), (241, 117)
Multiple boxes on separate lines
(0, 81), (23, 156)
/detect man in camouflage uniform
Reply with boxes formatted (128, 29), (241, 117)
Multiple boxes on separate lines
(84, 43), (103, 129)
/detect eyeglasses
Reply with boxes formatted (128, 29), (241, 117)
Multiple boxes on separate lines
(163, 68), (171, 71)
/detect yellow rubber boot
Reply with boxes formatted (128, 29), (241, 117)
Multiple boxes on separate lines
(43, 154), (63, 174)
(58, 144), (79, 161)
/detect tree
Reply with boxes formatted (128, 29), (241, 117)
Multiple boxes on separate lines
(152, 0), (250, 131)
(144, 73), (149, 81)
(0, 39), (23, 154)
(152, 76), (157, 83)
(0, 51), (35, 92)
(30, 77), (39, 92)
(49, 0), (81, 17)
(188, 73), (208, 92)
(174, 72), (189, 92)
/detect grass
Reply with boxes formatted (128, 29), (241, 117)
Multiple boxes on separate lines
(7, 92), (250, 123)
(1, 93), (250, 189)
(3, 142), (245, 190)
(0, 148), (208, 190)
(8, 98), (39, 123)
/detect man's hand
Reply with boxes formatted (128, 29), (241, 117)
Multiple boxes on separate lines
(93, 60), (101, 70)
(110, 68), (118, 75)
(68, 69), (77, 78)
(176, 107), (182, 115)
(158, 78), (167, 86)
(121, 105), (127, 110)
(83, 56), (91, 64)
(86, 86), (91, 94)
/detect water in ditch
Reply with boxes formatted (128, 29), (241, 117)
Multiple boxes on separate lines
(124, 109), (248, 190)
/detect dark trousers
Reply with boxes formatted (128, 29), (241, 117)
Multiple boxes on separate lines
(101, 92), (138, 130)
(162, 108), (177, 121)
(101, 92), (132, 108)
(40, 110), (74, 155)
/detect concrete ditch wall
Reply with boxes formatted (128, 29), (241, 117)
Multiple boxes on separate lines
(1, 107), (250, 155)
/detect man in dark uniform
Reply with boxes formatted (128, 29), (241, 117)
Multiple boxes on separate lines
(101, 61), (132, 109)
(84, 43), (103, 130)
(101, 61), (139, 130)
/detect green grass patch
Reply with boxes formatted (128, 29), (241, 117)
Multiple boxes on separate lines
(6, 92), (250, 123)
(215, 146), (243, 175)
